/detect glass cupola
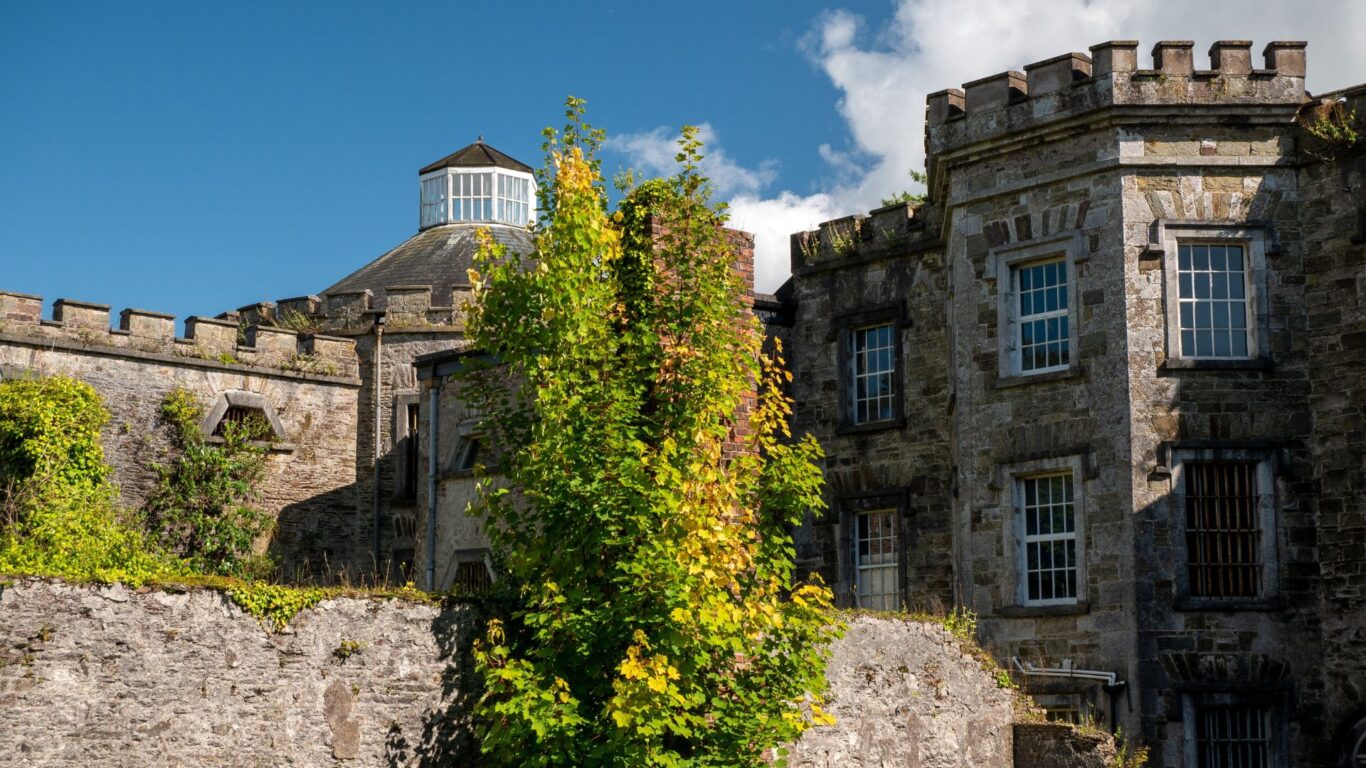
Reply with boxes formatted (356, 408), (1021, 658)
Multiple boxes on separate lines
(418, 139), (536, 229)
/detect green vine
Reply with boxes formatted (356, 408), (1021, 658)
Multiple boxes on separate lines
(225, 581), (327, 631)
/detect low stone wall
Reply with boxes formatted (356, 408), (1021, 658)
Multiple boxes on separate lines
(0, 580), (1113, 766)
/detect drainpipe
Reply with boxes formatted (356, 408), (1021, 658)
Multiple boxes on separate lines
(1013, 657), (1128, 732)
(371, 312), (386, 576)
(425, 377), (441, 591)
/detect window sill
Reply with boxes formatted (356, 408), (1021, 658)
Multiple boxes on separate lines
(203, 436), (295, 453)
(994, 366), (1084, 389)
(1173, 596), (1285, 612)
(997, 601), (1090, 618)
(1160, 357), (1274, 372)
(835, 417), (906, 436)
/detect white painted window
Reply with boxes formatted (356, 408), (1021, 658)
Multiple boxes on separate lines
(420, 168), (536, 228)
(1176, 243), (1250, 359)
(853, 508), (898, 610)
(420, 177), (447, 229)
(496, 173), (531, 226)
(1013, 258), (1070, 373)
(850, 324), (896, 424)
(991, 232), (1081, 380)
(1017, 473), (1078, 604)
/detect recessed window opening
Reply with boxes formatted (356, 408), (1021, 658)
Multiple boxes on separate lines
(1019, 474), (1077, 604)
(1177, 243), (1250, 359)
(212, 405), (270, 440)
(850, 324), (896, 424)
(853, 508), (898, 611)
(454, 560), (492, 594)
(1185, 461), (1263, 598)
(402, 403), (420, 499)
(1014, 258), (1070, 373)
(1195, 702), (1272, 768)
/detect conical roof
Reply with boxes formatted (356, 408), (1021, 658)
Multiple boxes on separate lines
(321, 223), (534, 310)
(418, 140), (533, 175)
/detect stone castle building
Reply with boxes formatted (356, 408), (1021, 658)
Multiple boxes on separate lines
(1, 38), (1362, 767)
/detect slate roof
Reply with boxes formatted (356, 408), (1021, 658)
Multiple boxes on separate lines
(321, 223), (534, 309)
(418, 140), (534, 175)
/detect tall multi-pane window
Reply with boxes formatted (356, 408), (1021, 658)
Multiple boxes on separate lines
(853, 509), (898, 610)
(1194, 703), (1273, 768)
(1018, 474), (1077, 604)
(1177, 243), (1250, 359)
(420, 168), (535, 228)
(1184, 461), (1263, 598)
(1014, 259), (1070, 373)
(850, 324), (896, 424)
(496, 174), (531, 226)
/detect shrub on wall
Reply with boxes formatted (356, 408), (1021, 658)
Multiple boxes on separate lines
(0, 375), (179, 584)
(143, 388), (274, 578)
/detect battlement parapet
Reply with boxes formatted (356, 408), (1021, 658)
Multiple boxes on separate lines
(790, 201), (940, 274)
(235, 285), (470, 336)
(927, 40), (1308, 159)
(0, 290), (359, 380)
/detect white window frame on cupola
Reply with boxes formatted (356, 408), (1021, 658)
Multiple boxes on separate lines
(991, 232), (1083, 381)
(418, 167), (536, 230)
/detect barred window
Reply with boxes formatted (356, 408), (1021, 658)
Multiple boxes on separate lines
(1195, 703), (1273, 768)
(1185, 461), (1263, 598)
(212, 405), (270, 440)
(850, 324), (896, 424)
(1177, 243), (1250, 359)
(1019, 474), (1078, 604)
(1014, 259), (1070, 373)
(853, 509), (898, 611)
(454, 560), (492, 594)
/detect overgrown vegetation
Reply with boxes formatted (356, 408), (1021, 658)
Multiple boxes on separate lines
(461, 99), (840, 766)
(1302, 101), (1361, 162)
(879, 168), (928, 207)
(143, 388), (274, 578)
(0, 375), (432, 632)
(0, 376), (179, 585)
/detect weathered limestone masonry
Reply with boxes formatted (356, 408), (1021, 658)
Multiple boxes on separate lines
(0, 292), (360, 575)
(0, 579), (1113, 767)
(788, 39), (1366, 766)
(236, 284), (479, 583)
(1299, 83), (1366, 760)
(787, 202), (955, 610)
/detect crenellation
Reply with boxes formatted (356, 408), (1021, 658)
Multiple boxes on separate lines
(963, 70), (1027, 114)
(925, 87), (965, 126)
(0, 290), (42, 325)
(321, 289), (372, 327)
(183, 315), (238, 354)
(1208, 40), (1253, 75)
(242, 324), (298, 362)
(1262, 40), (1306, 77)
(118, 308), (175, 342)
(1148, 40), (1195, 76)
(1089, 40), (1139, 77)
(235, 301), (277, 327)
(1023, 52), (1091, 97)
(53, 298), (111, 329)
(276, 294), (322, 320)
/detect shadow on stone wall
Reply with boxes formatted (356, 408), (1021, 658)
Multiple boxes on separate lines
(385, 602), (484, 767)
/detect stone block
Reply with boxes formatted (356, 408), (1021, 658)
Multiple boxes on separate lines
(184, 315), (238, 353)
(118, 308), (175, 341)
(1263, 41), (1307, 76)
(1089, 41), (1138, 77)
(52, 298), (111, 329)
(964, 70), (1027, 113)
(1025, 52), (1092, 96)
(1209, 40), (1253, 75)
(0, 290), (42, 326)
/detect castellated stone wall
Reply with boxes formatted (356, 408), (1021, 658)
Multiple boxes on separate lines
(0, 292), (361, 577)
(0, 579), (1114, 767)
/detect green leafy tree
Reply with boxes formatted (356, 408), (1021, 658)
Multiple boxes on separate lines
(143, 388), (273, 577)
(462, 100), (839, 767)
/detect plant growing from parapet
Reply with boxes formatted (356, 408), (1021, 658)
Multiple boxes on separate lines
(880, 168), (929, 207)
(1301, 102), (1362, 163)
(143, 388), (274, 578)
(461, 100), (840, 766)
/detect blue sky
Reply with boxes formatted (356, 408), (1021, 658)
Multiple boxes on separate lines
(3, 0), (1362, 322)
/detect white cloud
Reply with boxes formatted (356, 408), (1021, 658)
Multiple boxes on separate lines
(608, 123), (778, 198)
(616, 0), (1366, 292)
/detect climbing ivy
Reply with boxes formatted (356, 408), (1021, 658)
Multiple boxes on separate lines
(0, 376), (180, 585)
(462, 100), (839, 767)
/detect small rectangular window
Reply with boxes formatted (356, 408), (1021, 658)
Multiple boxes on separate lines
(850, 324), (896, 424)
(401, 404), (420, 500)
(1185, 461), (1263, 598)
(1194, 703), (1272, 768)
(1014, 258), (1070, 373)
(1018, 474), (1078, 604)
(853, 508), (898, 610)
(454, 560), (492, 594)
(1177, 243), (1250, 359)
